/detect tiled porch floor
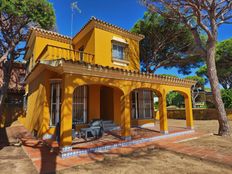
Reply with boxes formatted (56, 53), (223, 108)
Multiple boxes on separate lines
(70, 125), (190, 150)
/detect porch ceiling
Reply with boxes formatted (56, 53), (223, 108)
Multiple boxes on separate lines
(25, 59), (196, 88)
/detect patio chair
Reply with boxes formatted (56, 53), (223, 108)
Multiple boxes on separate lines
(79, 119), (104, 140)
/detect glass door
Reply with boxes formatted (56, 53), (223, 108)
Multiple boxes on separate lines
(131, 91), (139, 119)
(50, 81), (61, 126)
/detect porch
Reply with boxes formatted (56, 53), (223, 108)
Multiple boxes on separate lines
(25, 59), (195, 150)
(46, 124), (195, 158)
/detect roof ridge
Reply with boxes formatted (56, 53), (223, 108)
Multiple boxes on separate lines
(73, 16), (144, 41)
(90, 16), (144, 38)
(30, 27), (72, 40)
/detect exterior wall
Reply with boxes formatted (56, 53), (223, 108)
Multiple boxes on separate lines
(168, 108), (232, 120)
(29, 36), (71, 70)
(88, 85), (100, 121)
(94, 28), (140, 71)
(25, 70), (61, 136)
(25, 71), (46, 134)
(100, 86), (114, 120)
(113, 88), (123, 125)
(28, 27), (140, 72)
(74, 29), (95, 56)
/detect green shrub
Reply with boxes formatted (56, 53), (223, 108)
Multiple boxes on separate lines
(221, 89), (232, 108)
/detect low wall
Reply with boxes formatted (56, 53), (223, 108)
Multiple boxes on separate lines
(168, 108), (232, 120)
(0, 104), (26, 127)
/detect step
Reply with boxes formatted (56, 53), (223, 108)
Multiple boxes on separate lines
(104, 126), (121, 131)
(102, 120), (113, 124)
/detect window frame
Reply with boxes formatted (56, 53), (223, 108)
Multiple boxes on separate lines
(50, 79), (62, 127)
(111, 41), (128, 62)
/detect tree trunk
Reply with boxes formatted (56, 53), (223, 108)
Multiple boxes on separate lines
(191, 89), (197, 108)
(206, 39), (230, 136)
(0, 57), (13, 118)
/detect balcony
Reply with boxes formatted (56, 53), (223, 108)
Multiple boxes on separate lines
(37, 45), (95, 64)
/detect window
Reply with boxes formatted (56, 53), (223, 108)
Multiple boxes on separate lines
(50, 81), (61, 126)
(72, 85), (88, 124)
(131, 90), (154, 119)
(112, 43), (126, 60)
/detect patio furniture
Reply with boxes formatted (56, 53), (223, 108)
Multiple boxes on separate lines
(79, 119), (104, 140)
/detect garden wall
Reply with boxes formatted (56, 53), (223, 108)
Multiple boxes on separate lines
(168, 108), (232, 120)
(0, 104), (26, 127)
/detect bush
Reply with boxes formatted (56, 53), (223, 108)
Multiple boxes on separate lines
(221, 89), (232, 108)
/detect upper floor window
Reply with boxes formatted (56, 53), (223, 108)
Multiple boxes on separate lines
(112, 37), (128, 62)
(112, 43), (125, 60)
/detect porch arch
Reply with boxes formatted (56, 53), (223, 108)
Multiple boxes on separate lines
(72, 83), (125, 123)
(166, 89), (193, 129)
(130, 88), (161, 120)
(129, 87), (168, 134)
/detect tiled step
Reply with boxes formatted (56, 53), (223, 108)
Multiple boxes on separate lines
(102, 120), (120, 131)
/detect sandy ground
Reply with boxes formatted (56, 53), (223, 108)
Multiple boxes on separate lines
(0, 146), (37, 174)
(168, 119), (232, 134)
(59, 150), (232, 174)
(58, 149), (232, 174)
(1, 119), (232, 174)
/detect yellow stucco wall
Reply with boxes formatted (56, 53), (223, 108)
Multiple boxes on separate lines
(28, 36), (71, 71)
(25, 69), (61, 137)
(88, 85), (100, 121)
(34, 37), (71, 61)
(94, 28), (140, 71)
(74, 29), (95, 56)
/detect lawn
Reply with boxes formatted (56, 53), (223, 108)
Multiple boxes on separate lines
(0, 119), (232, 174)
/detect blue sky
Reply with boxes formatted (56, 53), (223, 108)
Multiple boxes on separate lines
(49, 0), (232, 84)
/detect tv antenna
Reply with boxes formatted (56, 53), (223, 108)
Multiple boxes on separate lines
(71, 1), (81, 38)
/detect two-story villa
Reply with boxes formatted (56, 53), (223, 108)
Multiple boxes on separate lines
(23, 17), (195, 150)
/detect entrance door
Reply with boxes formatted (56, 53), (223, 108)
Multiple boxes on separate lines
(50, 81), (61, 126)
(100, 86), (114, 120)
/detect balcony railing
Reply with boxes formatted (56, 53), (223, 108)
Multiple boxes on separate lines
(37, 45), (95, 64)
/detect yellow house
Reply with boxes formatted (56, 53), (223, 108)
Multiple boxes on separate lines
(23, 17), (195, 149)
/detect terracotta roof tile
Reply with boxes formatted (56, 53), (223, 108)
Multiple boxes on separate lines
(30, 27), (72, 40)
(73, 16), (144, 41)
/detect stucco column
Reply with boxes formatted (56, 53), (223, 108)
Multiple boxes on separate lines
(121, 94), (131, 140)
(185, 92), (194, 129)
(60, 74), (73, 148)
(159, 92), (168, 134)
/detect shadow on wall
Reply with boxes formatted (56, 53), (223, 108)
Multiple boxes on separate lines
(128, 39), (140, 71)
